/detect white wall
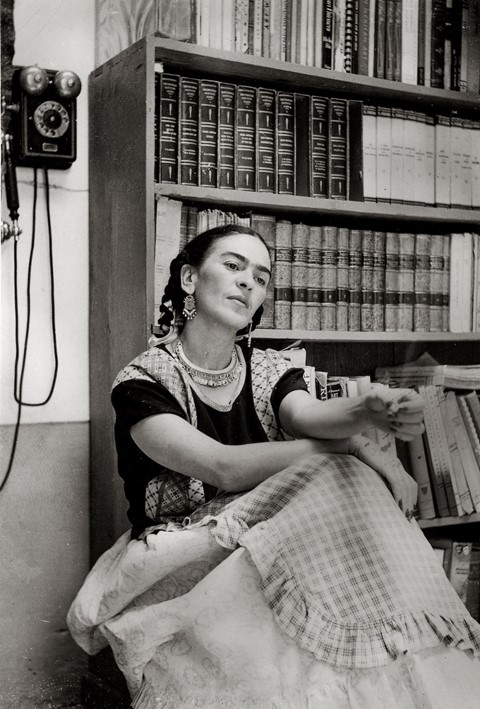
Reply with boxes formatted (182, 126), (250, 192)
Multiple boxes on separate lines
(1, 0), (93, 424)
(0, 2), (95, 706)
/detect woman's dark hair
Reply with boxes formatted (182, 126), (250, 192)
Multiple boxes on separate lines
(157, 223), (272, 337)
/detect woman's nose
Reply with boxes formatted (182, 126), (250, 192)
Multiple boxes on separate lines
(237, 272), (254, 289)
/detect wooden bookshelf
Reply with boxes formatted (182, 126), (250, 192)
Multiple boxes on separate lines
(419, 513), (480, 530)
(87, 31), (480, 709)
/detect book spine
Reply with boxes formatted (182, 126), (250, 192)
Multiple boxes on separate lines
(294, 93), (311, 196)
(372, 231), (386, 331)
(401, 0), (419, 84)
(402, 110), (417, 205)
(199, 79), (219, 188)
(375, 0), (386, 78)
(450, 115), (464, 208)
(446, 391), (480, 512)
(310, 96), (329, 198)
(450, 0), (463, 90)
(344, 0), (355, 72)
(222, 0), (235, 51)
(424, 114), (436, 206)
(390, 107), (405, 204)
(269, 0), (283, 60)
(360, 229), (375, 331)
(376, 106), (392, 203)
(235, 0), (250, 53)
(384, 0), (396, 81)
(413, 111), (427, 206)
(439, 389), (474, 515)
(154, 71), (160, 182)
(328, 98), (348, 200)
(385, 232), (400, 332)
(252, 0), (263, 55)
(256, 87), (276, 192)
(297, 0), (309, 66)
(313, 0), (324, 67)
(431, 0), (446, 88)
(274, 220), (293, 329)
(362, 104), (377, 201)
(442, 233), (450, 331)
(319, 226), (337, 330)
(444, 0), (453, 90)
(179, 76), (199, 186)
(429, 235), (445, 332)
(348, 229), (362, 331)
(435, 114), (451, 208)
(417, 0), (426, 84)
(356, 0), (370, 74)
(466, 544), (480, 623)
(154, 196), (183, 316)
(352, 0), (360, 73)
(251, 213), (276, 328)
(291, 223), (310, 330)
(179, 202), (189, 251)
(436, 387), (464, 516)
(424, 0), (433, 85)
(159, 73), (180, 185)
(471, 121), (480, 209)
(449, 542), (472, 603)
(186, 205), (198, 242)
(322, 0), (334, 69)
(336, 227), (350, 331)
(262, 0), (272, 58)
(420, 384), (455, 517)
(413, 233), (431, 332)
(218, 83), (236, 189)
(306, 225), (322, 331)
(407, 434), (436, 519)
(333, 0), (346, 72)
(348, 100), (364, 201)
(235, 85), (256, 191)
(276, 92), (295, 195)
(398, 232), (415, 332)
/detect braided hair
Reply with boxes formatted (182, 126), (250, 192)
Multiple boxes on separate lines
(157, 223), (271, 338)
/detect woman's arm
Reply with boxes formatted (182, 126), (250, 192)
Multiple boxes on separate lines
(131, 413), (349, 492)
(278, 387), (425, 441)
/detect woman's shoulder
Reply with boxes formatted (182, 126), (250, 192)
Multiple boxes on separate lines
(112, 345), (177, 390)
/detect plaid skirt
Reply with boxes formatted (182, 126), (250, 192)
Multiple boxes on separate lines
(67, 453), (480, 705)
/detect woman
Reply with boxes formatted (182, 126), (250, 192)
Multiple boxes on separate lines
(68, 225), (480, 708)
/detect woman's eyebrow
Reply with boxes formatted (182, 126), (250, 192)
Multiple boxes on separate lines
(220, 251), (271, 276)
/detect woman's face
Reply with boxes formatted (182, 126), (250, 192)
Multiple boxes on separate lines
(186, 233), (272, 332)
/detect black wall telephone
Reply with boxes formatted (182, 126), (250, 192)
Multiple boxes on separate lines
(10, 65), (81, 169)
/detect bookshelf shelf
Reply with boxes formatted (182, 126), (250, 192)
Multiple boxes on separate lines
(147, 37), (480, 115)
(419, 513), (480, 530)
(155, 184), (480, 227)
(254, 330), (480, 342)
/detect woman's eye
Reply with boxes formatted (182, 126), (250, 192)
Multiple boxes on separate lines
(225, 262), (239, 271)
(256, 276), (267, 286)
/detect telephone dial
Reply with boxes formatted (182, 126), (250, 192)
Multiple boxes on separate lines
(10, 65), (82, 169)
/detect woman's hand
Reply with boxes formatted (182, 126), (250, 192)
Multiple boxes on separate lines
(348, 434), (418, 519)
(364, 387), (425, 441)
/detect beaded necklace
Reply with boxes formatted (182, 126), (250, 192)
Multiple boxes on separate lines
(173, 340), (242, 388)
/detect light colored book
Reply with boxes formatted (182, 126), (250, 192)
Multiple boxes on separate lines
(418, 385), (456, 517)
(438, 388), (473, 515)
(470, 122), (480, 209)
(402, 110), (417, 204)
(459, 391), (480, 440)
(221, 0), (235, 51)
(401, 0), (419, 84)
(154, 196), (183, 318)
(424, 115), (435, 205)
(447, 391), (480, 513)
(434, 115), (451, 207)
(407, 434), (436, 519)
(362, 105), (377, 201)
(390, 108), (405, 203)
(449, 232), (473, 333)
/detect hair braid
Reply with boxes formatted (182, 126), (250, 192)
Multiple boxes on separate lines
(157, 250), (188, 334)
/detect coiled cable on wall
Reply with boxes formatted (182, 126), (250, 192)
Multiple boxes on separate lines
(1, 168), (59, 492)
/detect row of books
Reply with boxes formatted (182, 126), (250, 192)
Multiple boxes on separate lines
(156, 72), (480, 207)
(157, 0), (480, 93)
(156, 73), (364, 199)
(406, 387), (480, 522)
(154, 198), (480, 334)
(363, 107), (480, 209)
(429, 539), (479, 619)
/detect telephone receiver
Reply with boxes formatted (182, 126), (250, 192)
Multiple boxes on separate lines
(9, 65), (82, 170)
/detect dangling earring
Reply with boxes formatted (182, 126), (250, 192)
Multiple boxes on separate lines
(182, 293), (197, 320)
(247, 321), (253, 348)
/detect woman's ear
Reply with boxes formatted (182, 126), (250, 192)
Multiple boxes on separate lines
(180, 263), (197, 294)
